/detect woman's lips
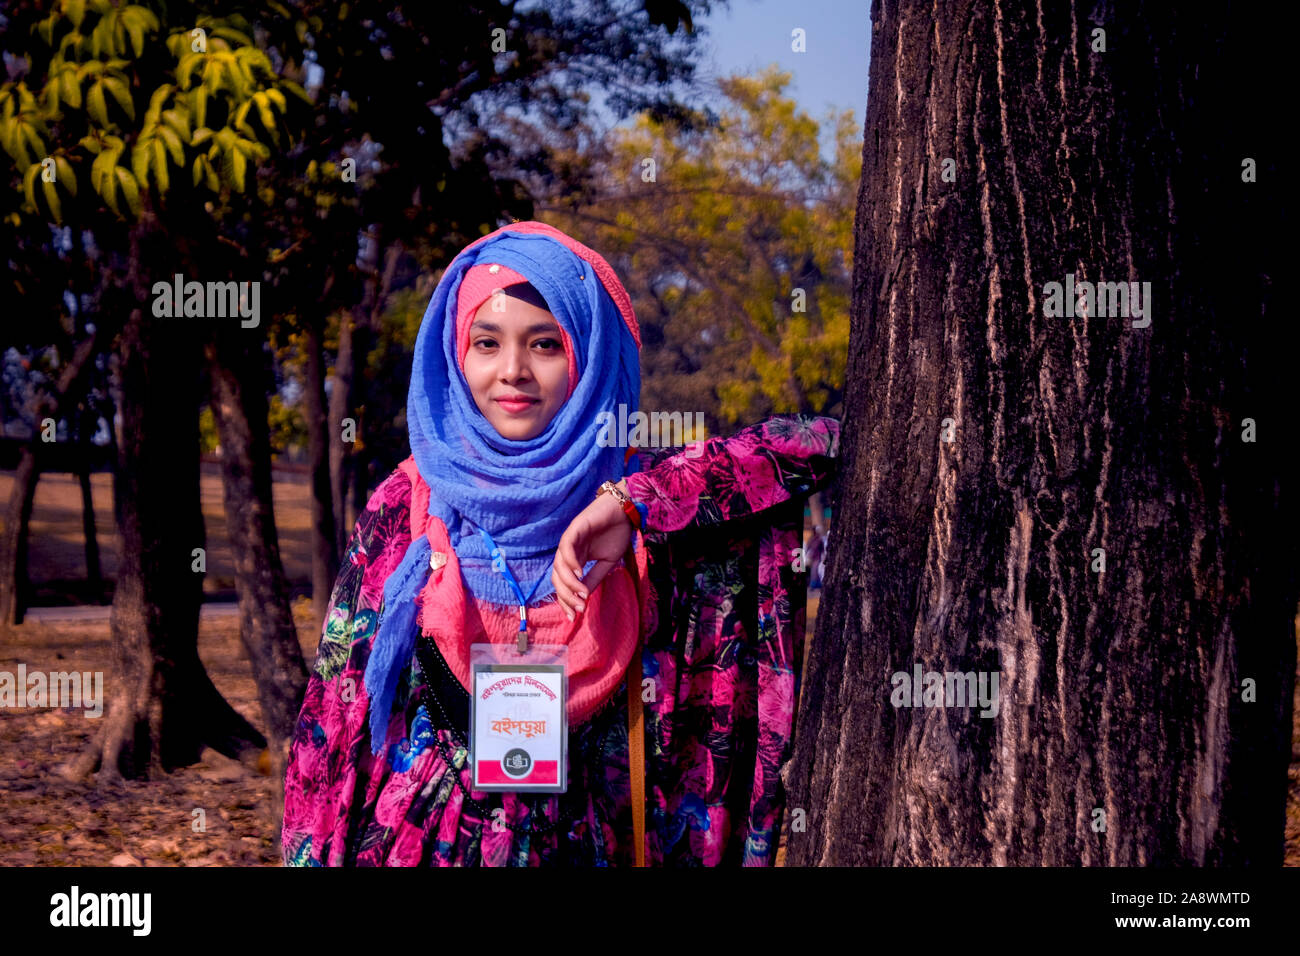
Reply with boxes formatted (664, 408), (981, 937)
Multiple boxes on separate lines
(495, 398), (539, 414)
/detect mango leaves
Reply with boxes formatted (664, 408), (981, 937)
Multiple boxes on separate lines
(1, 1), (308, 224)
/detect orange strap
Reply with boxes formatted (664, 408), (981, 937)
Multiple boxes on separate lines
(622, 535), (647, 867)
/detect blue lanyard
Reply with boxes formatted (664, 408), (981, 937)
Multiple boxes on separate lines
(475, 526), (551, 653)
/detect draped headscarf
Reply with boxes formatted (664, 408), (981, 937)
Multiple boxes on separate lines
(364, 221), (643, 749)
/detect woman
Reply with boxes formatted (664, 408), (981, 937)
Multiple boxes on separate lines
(281, 220), (839, 866)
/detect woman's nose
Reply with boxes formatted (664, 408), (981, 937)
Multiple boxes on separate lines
(500, 342), (531, 380)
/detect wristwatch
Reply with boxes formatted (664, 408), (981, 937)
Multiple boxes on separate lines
(597, 480), (644, 531)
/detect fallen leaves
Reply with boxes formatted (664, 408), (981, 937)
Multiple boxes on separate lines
(0, 614), (305, 867)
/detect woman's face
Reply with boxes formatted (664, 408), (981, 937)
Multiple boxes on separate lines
(463, 284), (569, 441)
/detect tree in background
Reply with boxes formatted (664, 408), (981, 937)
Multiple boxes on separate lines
(1, 0), (314, 786)
(0, 0), (724, 802)
(533, 66), (856, 430)
(253, 0), (727, 554)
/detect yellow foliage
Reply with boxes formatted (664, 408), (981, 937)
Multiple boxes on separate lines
(547, 65), (855, 422)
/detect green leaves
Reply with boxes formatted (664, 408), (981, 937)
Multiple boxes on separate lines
(86, 80), (108, 127)
(192, 86), (207, 130)
(234, 90), (286, 146)
(133, 84), (183, 194)
(103, 74), (135, 121)
(191, 154), (218, 192)
(116, 165), (142, 216)
(6, 1), (303, 223)
(27, 153), (80, 223)
(22, 163), (44, 218)
(87, 133), (141, 217)
(0, 83), (50, 168)
(76, 61), (135, 128)
(64, 0), (87, 31)
(88, 4), (160, 60)
(176, 46), (275, 99)
(42, 61), (83, 112)
(88, 135), (122, 194)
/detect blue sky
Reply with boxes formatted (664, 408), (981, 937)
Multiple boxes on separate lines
(693, 0), (871, 158)
(506, 0), (872, 164)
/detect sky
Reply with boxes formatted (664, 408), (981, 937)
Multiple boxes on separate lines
(670, 0), (871, 160)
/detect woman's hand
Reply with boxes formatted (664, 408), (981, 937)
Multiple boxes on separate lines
(552, 479), (634, 621)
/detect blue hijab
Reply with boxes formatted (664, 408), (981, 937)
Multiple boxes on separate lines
(364, 223), (642, 751)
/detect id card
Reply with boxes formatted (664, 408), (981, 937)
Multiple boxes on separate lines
(469, 643), (568, 793)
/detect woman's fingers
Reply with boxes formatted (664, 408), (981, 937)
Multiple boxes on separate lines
(556, 533), (588, 600)
(554, 494), (630, 619)
(580, 558), (617, 598)
(553, 527), (589, 618)
(550, 565), (576, 621)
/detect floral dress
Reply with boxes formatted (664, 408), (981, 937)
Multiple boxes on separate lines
(281, 414), (840, 866)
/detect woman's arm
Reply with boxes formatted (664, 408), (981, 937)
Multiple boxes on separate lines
(552, 415), (840, 617)
(624, 414), (840, 534)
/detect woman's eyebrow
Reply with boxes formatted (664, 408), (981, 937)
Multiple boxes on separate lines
(470, 321), (561, 335)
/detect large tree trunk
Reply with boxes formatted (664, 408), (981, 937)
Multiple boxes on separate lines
(61, 307), (267, 783)
(786, 2), (1293, 865)
(302, 305), (339, 633)
(204, 328), (309, 822)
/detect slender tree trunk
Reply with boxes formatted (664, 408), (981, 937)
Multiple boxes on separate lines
(76, 433), (103, 598)
(302, 306), (339, 633)
(204, 327), (309, 822)
(330, 238), (398, 539)
(0, 444), (40, 628)
(328, 306), (360, 552)
(62, 306), (267, 783)
(786, 2), (1293, 865)
(348, 396), (370, 533)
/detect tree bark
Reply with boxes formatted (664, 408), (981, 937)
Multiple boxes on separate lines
(328, 305), (363, 552)
(61, 307), (267, 783)
(204, 327), (310, 822)
(302, 306), (339, 633)
(0, 444), (40, 629)
(329, 237), (399, 539)
(786, 1), (1293, 865)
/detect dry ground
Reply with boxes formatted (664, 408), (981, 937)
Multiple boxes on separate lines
(0, 609), (308, 866)
(0, 468), (1296, 866)
(0, 467), (314, 866)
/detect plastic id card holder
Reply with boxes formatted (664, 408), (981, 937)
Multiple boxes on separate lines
(469, 643), (568, 793)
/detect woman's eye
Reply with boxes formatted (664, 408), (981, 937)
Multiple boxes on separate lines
(534, 339), (561, 351)
(474, 338), (497, 349)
